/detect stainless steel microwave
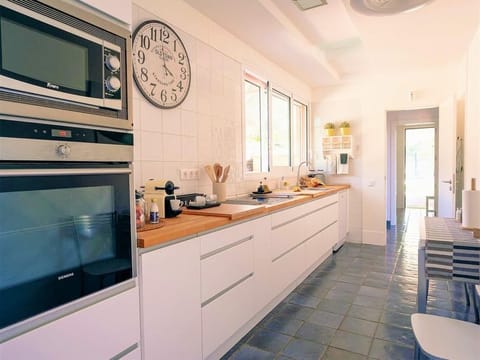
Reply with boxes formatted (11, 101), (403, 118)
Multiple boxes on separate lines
(0, 0), (133, 130)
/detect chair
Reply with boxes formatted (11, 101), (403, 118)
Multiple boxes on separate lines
(411, 313), (480, 360)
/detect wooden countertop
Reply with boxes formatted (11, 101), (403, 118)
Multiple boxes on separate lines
(137, 185), (349, 249)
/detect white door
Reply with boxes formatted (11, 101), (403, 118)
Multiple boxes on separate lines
(438, 97), (456, 217)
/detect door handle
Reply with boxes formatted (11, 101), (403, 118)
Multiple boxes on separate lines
(441, 180), (452, 184)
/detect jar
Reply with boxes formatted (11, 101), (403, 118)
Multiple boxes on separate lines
(135, 190), (146, 229)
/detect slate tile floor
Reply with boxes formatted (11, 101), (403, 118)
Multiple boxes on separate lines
(222, 209), (478, 359)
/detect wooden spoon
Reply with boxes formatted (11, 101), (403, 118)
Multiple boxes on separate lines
(220, 164), (230, 183)
(213, 163), (223, 183)
(204, 165), (216, 183)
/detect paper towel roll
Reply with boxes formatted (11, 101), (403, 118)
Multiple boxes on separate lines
(462, 190), (480, 229)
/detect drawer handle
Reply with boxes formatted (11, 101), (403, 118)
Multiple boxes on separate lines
(201, 272), (254, 307)
(201, 235), (253, 260)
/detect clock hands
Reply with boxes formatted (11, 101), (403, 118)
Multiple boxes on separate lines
(163, 64), (173, 77)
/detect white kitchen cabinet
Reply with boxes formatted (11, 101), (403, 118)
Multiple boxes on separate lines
(139, 238), (202, 360)
(1, 287), (141, 360)
(337, 189), (349, 248)
(76, 0), (132, 25)
(199, 217), (269, 360)
(270, 194), (339, 297)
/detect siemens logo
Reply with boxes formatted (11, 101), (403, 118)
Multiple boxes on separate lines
(58, 272), (74, 281)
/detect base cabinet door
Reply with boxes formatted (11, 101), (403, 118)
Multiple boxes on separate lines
(139, 239), (202, 360)
(1, 287), (141, 360)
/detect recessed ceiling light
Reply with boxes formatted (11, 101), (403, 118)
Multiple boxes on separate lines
(350, 0), (435, 16)
(293, 0), (328, 11)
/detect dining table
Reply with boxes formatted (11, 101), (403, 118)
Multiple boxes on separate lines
(418, 216), (480, 313)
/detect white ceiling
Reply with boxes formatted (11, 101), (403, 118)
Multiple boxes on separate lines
(183, 0), (480, 88)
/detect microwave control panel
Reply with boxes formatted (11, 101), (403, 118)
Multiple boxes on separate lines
(104, 47), (122, 99)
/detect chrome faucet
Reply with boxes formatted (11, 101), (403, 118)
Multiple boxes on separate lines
(296, 161), (309, 187)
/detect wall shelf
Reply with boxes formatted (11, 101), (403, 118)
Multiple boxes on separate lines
(322, 135), (353, 155)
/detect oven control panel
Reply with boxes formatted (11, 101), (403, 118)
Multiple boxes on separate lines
(0, 119), (132, 145)
(0, 119), (133, 162)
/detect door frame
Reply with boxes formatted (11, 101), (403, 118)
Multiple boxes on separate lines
(398, 125), (438, 210)
(386, 107), (438, 227)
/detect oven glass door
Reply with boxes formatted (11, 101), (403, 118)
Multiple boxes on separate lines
(0, 165), (133, 330)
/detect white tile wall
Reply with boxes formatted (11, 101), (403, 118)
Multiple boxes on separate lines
(133, 5), (243, 197)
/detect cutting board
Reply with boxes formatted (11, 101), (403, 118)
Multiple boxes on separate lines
(182, 203), (266, 220)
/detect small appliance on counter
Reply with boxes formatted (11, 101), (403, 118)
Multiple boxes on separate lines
(144, 179), (182, 218)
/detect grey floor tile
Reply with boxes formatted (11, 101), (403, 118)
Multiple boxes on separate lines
(229, 344), (275, 360)
(380, 310), (412, 329)
(339, 316), (378, 337)
(295, 322), (336, 345)
(374, 323), (415, 347)
(347, 305), (382, 322)
(307, 310), (344, 329)
(369, 338), (414, 359)
(322, 347), (368, 360)
(264, 315), (304, 336)
(247, 328), (291, 353)
(329, 330), (372, 356)
(353, 294), (386, 309)
(358, 286), (389, 298)
(280, 338), (326, 360)
(316, 299), (351, 315)
(288, 293), (322, 308)
(277, 303), (314, 321)
(324, 289), (357, 303)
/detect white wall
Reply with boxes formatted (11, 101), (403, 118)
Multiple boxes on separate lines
(464, 26), (480, 187)
(132, 0), (310, 196)
(312, 65), (461, 245)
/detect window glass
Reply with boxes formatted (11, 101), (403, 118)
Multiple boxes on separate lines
(244, 77), (268, 173)
(292, 100), (308, 166)
(271, 90), (290, 167)
(243, 71), (308, 174)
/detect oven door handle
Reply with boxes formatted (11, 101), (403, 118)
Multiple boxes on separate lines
(0, 168), (132, 177)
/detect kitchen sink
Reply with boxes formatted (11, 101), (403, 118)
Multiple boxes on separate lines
(224, 194), (294, 206)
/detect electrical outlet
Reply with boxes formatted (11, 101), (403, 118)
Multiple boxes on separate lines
(180, 168), (199, 180)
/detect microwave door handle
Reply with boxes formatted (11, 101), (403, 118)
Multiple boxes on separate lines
(0, 168), (131, 177)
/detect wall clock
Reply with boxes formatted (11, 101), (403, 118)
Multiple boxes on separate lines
(132, 20), (191, 109)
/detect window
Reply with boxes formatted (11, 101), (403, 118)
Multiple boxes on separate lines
(243, 71), (308, 174)
(244, 75), (268, 173)
(292, 100), (308, 166)
(271, 90), (291, 167)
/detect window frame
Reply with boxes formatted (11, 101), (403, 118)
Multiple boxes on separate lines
(242, 70), (310, 178)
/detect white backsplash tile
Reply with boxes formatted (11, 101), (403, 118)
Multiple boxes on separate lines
(196, 41), (211, 69)
(181, 110), (197, 137)
(162, 108), (182, 134)
(163, 134), (182, 160)
(140, 101), (163, 132)
(182, 136), (198, 162)
(140, 131), (163, 161)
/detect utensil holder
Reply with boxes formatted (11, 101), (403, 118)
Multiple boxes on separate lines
(212, 182), (227, 202)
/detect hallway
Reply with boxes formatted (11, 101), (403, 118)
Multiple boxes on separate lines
(222, 209), (477, 359)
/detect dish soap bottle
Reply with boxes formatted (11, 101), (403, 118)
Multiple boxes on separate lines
(150, 198), (159, 224)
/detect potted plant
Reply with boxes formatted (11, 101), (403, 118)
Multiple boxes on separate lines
(339, 121), (351, 135)
(324, 122), (335, 136)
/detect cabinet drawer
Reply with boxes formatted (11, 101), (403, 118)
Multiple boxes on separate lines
(201, 238), (254, 303)
(271, 194), (337, 228)
(271, 202), (338, 261)
(202, 275), (254, 358)
(200, 221), (257, 256)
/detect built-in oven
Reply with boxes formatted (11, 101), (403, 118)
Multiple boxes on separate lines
(0, 0), (132, 130)
(0, 118), (135, 342)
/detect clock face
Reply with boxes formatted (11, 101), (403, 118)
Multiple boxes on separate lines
(132, 20), (191, 109)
